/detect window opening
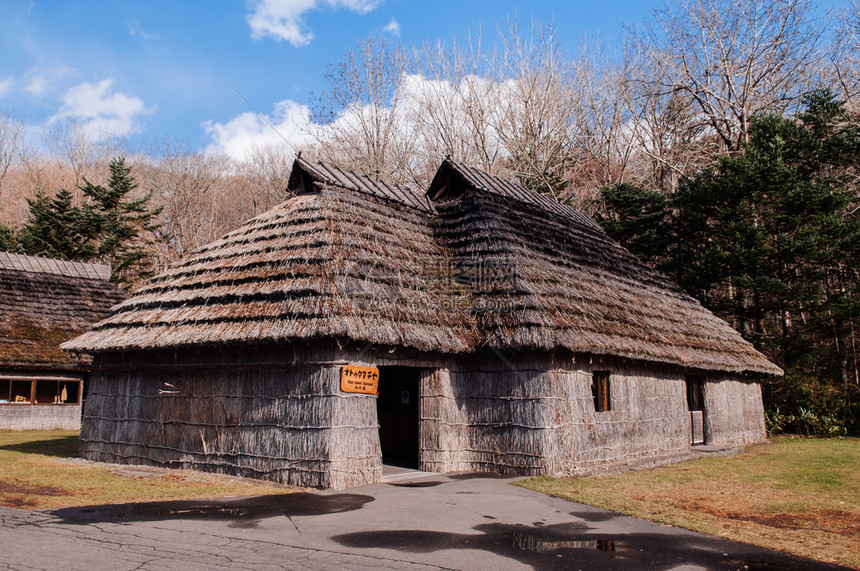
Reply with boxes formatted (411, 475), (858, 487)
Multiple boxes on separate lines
(0, 379), (81, 404)
(591, 371), (611, 412)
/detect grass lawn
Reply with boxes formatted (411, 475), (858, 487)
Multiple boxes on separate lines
(0, 430), (296, 510)
(517, 436), (860, 569)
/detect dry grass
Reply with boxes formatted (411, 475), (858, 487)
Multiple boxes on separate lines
(0, 430), (298, 510)
(517, 436), (860, 569)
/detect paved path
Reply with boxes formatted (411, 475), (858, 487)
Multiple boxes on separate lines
(0, 471), (849, 570)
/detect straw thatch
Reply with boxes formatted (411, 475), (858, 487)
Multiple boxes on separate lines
(0, 253), (125, 430)
(65, 162), (474, 355)
(429, 159), (782, 376)
(0, 253), (125, 368)
(66, 158), (780, 377)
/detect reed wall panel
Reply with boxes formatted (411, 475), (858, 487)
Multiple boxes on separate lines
(80, 347), (382, 489)
(80, 341), (767, 487)
(703, 377), (767, 447)
(420, 354), (554, 475)
(543, 361), (690, 473)
(417, 351), (766, 477)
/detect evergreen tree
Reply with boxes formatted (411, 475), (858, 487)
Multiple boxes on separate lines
(671, 90), (859, 377)
(0, 224), (15, 252)
(598, 90), (859, 434)
(596, 182), (671, 269)
(79, 157), (162, 287)
(17, 188), (97, 260)
(17, 156), (162, 288)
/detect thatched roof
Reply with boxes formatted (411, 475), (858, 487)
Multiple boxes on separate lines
(64, 158), (782, 376)
(0, 253), (126, 369)
(430, 159), (782, 376)
(64, 159), (474, 354)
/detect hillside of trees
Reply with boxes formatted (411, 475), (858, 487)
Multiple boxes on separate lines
(0, 0), (857, 434)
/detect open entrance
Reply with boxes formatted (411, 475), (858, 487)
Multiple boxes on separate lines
(377, 366), (421, 469)
(686, 375), (706, 445)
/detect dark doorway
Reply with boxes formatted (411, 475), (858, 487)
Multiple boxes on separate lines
(377, 366), (421, 468)
(686, 375), (706, 445)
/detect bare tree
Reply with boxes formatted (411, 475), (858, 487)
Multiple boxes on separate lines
(411, 31), (502, 181)
(490, 20), (575, 199)
(43, 116), (130, 192)
(312, 36), (416, 185)
(143, 139), (230, 263)
(565, 35), (641, 205)
(619, 35), (723, 194)
(44, 117), (99, 188)
(832, 0), (860, 108)
(632, 0), (827, 156)
(0, 110), (25, 197)
(239, 144), (294, 215)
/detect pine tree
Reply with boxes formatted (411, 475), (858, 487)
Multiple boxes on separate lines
(598, 90), (859, 434)
(79, 157), (162, 287)
(18, 188), (97, 260)
(0, 224), (15, 252)
(596, 182), (671, 269)
(17, 156), (162, 288)
(670, 91), (859, 375)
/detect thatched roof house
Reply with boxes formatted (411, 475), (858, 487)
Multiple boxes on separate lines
(65, 158), (780, 489)
(1, 253), (125, 429)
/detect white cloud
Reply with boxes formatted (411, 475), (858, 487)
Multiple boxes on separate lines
(383, 17), (400, 37)
(0, 77), (14, 97)
(128, 18), (156, 40)
(24, 66), (75, 97)
(205, 72), (510, 165)
(247, 0), (384, 46)
(204, 99), (312, 160)
(50, 79), (154, 140)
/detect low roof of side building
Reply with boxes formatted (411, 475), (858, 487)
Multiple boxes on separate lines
(63, 158), (782, 376)
(0, 252), (126, 369)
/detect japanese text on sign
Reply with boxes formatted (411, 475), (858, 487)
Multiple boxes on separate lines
(340, 365), (379, 394)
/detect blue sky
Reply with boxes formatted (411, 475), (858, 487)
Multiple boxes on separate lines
(0, 1), (679, 157)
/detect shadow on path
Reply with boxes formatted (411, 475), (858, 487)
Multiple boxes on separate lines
(51, 492), (374, 529)
(332, 522), (849, 571)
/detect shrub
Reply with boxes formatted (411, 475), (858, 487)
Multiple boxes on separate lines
(761, 371), (857, 437)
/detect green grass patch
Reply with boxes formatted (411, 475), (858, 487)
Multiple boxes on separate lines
(517, 436), (860, 569)
(0, 430), (297, 510)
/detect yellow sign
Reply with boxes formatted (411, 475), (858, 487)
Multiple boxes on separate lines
(340, 365), (380, 394)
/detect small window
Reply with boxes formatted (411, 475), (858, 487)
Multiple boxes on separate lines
(686, 375), (704, 411)
(591, 371), (611, 412)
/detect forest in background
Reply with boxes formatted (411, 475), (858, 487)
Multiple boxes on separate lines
(0, 0), (857, 434)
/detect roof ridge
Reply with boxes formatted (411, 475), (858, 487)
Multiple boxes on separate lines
(292, 158), (434, 213)
(439, 159), (603, 232)
(0, 252), (111, 281)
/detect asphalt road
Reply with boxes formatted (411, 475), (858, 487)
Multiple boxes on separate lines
(0, 470), (850, 570)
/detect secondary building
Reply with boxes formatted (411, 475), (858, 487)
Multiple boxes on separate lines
(1, 252), (126, 430)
